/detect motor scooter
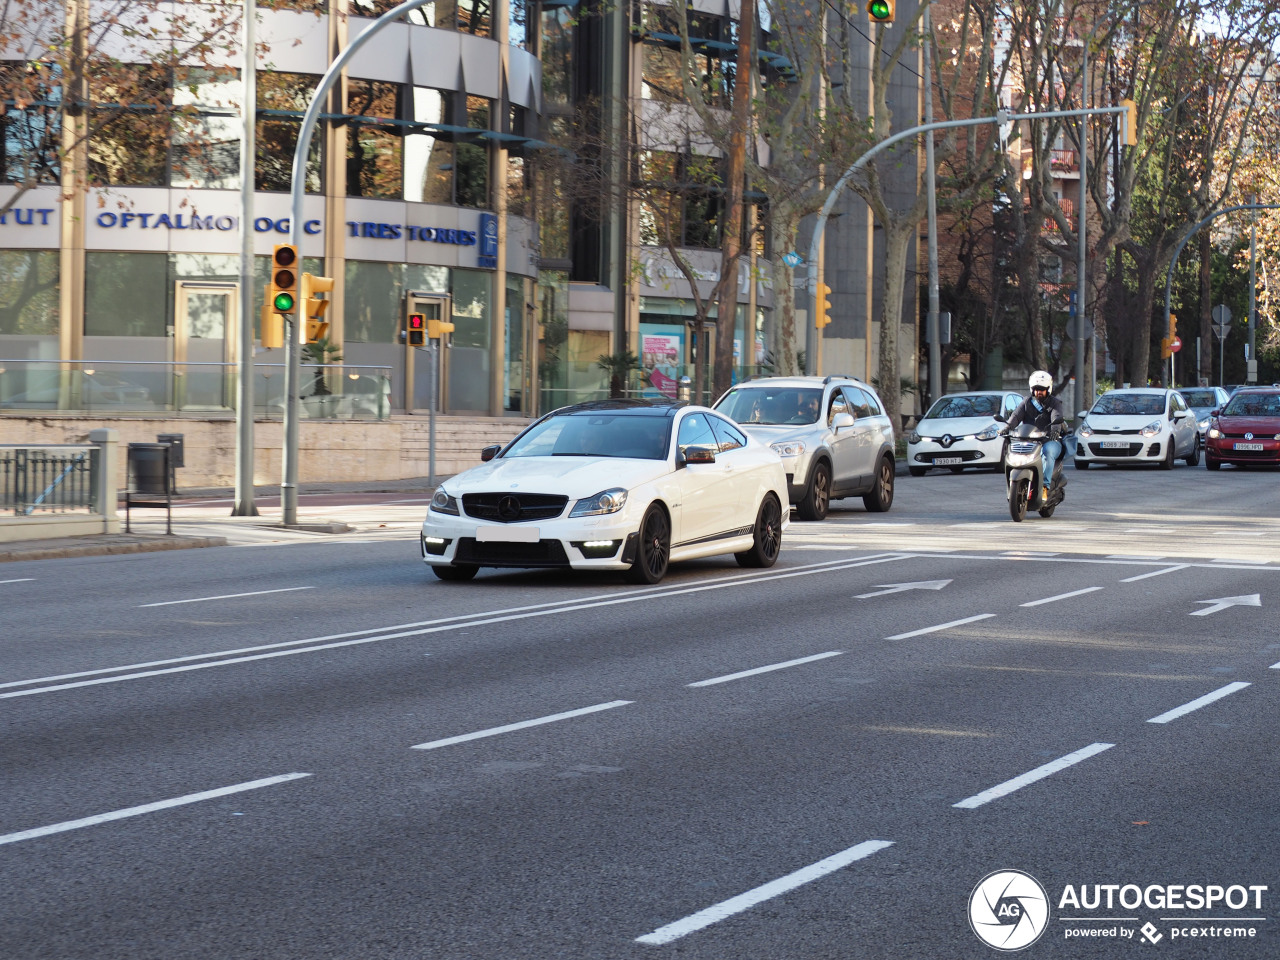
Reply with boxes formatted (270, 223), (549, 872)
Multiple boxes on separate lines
(1002, 421), (1067, 522)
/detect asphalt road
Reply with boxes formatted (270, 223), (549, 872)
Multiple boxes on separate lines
(3, 463), (1278, 959)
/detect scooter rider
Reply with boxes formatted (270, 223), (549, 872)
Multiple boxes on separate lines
(1006, 371), (1065, 498)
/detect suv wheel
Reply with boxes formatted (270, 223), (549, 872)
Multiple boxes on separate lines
(863, 455), (895, 512)
(797, 461), (831, 520)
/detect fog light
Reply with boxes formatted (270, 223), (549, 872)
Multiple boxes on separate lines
(573, 539), (621, 558)
(422, 535), (450, 556)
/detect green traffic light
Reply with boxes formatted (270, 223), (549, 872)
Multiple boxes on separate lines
(273, 292), (295, 312)
(867, 0), (891, 19)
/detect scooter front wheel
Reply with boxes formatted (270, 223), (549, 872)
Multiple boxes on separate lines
(1009, 479), (1028, 522)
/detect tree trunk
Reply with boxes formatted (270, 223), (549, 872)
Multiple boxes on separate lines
(1198, 230), (1212, 386)
(876, 219), (914, 435)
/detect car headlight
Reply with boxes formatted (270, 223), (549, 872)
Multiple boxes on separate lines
(906, 431), (921, 444)
(430, 488), (459, 515)
(569, 487), (628, 517)
(1207, 426), (1221, 439)
(1198, 418), (1210, 431)
(770, 440), (806, 458)
(1140, 419), (1163, 438)
(1077, 421), (1093, 438)
(975, 424), (1001, 441)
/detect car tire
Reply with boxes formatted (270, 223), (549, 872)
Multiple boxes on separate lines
(863, 456), (895, 513)
(1205, 456), (1222, 471)
(1184, 439), (1200, 466)
(1074, 459), (1090, 469)
(627, 504), (671, 584)
(433, 564), (478, 581)
(736, 494), (783, 568)
(908, 465), (927, 478)
(949, 465), (965, 474)
(797, 461), (831, 520)
(1160, 444), (1176, 470)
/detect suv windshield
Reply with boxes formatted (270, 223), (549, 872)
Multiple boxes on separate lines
(1222, 392), (1280, 417)
(1178, 390), (1218, 408)
(1091, 393), (1165, 416)
(717, 387), (824, 425)
(924, 395), (999, 419)
(503, 412), (672, 459)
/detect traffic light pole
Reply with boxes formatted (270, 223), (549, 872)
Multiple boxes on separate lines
(283, 0), (435, 526)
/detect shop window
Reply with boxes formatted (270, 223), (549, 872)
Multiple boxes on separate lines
(0, 250), (59, 336)
(1, 61), (61, 185)
(344, 259), (406, 345)
(84, 252), (169, 337)
(346, 78), (403, 199)
(448, 269), (491, 410)
(256, 72), (322, 193)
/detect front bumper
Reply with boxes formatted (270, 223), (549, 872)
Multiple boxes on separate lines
(1205, 437), (1280, 464)
(421, 512), (637, 570)
(907, 436), (1004, 468)
(1074, 437), (1168, 462)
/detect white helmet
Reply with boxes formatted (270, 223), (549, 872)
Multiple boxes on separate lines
(1029, 370), (1053, 391)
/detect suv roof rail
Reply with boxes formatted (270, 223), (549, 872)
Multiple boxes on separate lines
(822, 374), (861, 385)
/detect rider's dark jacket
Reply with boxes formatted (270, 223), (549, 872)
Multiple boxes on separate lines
(1007, 393), (1065, 439)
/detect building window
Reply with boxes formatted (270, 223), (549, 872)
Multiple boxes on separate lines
(510, 0), (531, 48)
(87, 66), (172, 186)
(1, 62), (61, 185)
(0, 250), (59, 336)
(352, 0), (488, 35)
(346, 78), (403, 199)
(256, 72), (323, 193)
(405, 88), (454, 204)
(639, 8), (733, 108)
(540, 7), (573, 105)
(637, 151), (722, 249)
(171, 67), (242, 190)
(449, 269), (492, 410)
(456, 95), (491, 209)
(84, 252), (169, 337)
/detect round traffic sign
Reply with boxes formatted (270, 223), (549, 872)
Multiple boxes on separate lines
(1171, 336), (1182, 353)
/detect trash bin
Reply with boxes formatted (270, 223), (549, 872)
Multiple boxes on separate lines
(126, 442), (172, 534)
(156, 433), (184, 468)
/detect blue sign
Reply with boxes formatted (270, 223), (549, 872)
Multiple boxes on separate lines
(782, 251), (804, 267)
(478, 212), (498, 269)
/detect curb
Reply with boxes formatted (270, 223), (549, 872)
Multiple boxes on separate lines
(0, 535), (228, 564)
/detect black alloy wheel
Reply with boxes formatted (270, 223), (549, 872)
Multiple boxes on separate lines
(736, 495), (783, 568)
(798, 461), (831, 520)
(433, 563), (479, 581)
(863, 456), (895, 512)
(627, 504), (671, 584)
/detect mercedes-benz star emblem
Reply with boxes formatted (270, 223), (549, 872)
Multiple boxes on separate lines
(497, 495), (522, 521)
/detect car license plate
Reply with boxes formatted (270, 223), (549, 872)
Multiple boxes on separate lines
(933, 456), (963, 465)
(476, 525), (540, 543)
(1100, 440), (1129, 449)
(1234, 442), (1264, 451)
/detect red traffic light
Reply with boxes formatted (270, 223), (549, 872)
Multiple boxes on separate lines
(409, 314), (425, 329)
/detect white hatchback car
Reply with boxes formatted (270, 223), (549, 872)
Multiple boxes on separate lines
(906, 391), (1024, 476)
(1073, 388), (1200, 469)
(421, 399), (789, 583)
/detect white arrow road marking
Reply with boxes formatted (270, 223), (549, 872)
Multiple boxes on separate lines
(1190, 594), (1261, 617)
(635, 840), (894, 945)
(856, 579), (952, 599)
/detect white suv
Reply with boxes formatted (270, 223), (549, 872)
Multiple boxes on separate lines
(714, 375), (896, 519)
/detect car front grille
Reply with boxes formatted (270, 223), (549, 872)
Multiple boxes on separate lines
(461, 493), (569, 523)
(453, 538), (571, 568)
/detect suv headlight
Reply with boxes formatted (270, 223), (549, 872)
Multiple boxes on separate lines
(975, 424), (1001, 441)
(1140, 419), (1163, 438)
(770, 440), (806, 458)
(430, 488), (459, 515)
(569, 487), (628, 517)
(906, 430), (921, 444)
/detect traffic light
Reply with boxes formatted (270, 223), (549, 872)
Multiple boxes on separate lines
(815, 283), (833, 329)
(1161, 312), (1177, 359)
(300, 272), (334, 343)
(867, 0), (894, 23)
(427, 310), (455, 340)
(269, 244), (299, 316)
(407, 312), (426, 347)
(259, 281), (284, 348)
(1121, 99), (1137, 147)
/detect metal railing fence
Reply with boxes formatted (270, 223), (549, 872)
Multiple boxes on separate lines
(0, 445), (100, 516)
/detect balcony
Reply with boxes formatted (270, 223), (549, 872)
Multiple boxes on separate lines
(1049, 148), (1079, 173)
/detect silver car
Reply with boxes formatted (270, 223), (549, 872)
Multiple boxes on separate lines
(1176, 386), (1231, 448)
(714, 375), (896, 519)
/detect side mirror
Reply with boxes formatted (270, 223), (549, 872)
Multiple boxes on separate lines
(1076, 410), (1089, 419)
(680, 445), (717, 466)
(480, 444), (501, 462)
(1210, 408), (1220, 417)
(831, 411), (855, 431)
(994, 412), (1007, 423)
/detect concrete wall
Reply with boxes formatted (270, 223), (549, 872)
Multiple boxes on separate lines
(0, 414), (530, 490)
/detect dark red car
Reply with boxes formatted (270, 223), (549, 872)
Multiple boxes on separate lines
(1204, 387), (1280, 469)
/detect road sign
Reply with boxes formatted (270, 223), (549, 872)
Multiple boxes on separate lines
(1170, 336), (1181, 353)
(1065, 319), (1094, 340)
(782, 252), (804, 267)
(1211, 305), (1232, 341)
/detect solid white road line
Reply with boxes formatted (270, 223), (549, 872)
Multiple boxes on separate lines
(1106, 554), (1166, 561)
(886, 614), (995, 640)
(0, 773), (311, 847)
(138, 586), (316, 607)
(1020, 586), (1102, 607)
(1120, 565), (1189, 583)
(2, 555), (906, 699)
(687, 652), (844, 688)
(411, 700), (632, 751)
(635, 840), (894, 945)
(1146, 682), (1251, 725)
(0, 578), (35, 584)
(952, 743), (1115, 809)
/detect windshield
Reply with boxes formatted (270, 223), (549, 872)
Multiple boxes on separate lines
(924, 395), (1000, 419)
(1221, 392), (1280, 417)
(1091, 393), (1165, 416)
(1178, 390), (1218, 409)
(716, 387), (823, 425)
(502, 412), (672, 459)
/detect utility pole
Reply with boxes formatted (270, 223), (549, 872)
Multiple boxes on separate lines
(232, 0), (259, 516)
(1075, 42), (1088, 418)
(922, 3), (942, 406)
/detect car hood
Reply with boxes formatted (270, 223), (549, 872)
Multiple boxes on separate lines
(1084, 414), (1169, 431)
(915, 416), (996, 437)
(1214, 416), (1280, 434)
(443, 456), (671, 497)
(737, 423), (817, 444)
